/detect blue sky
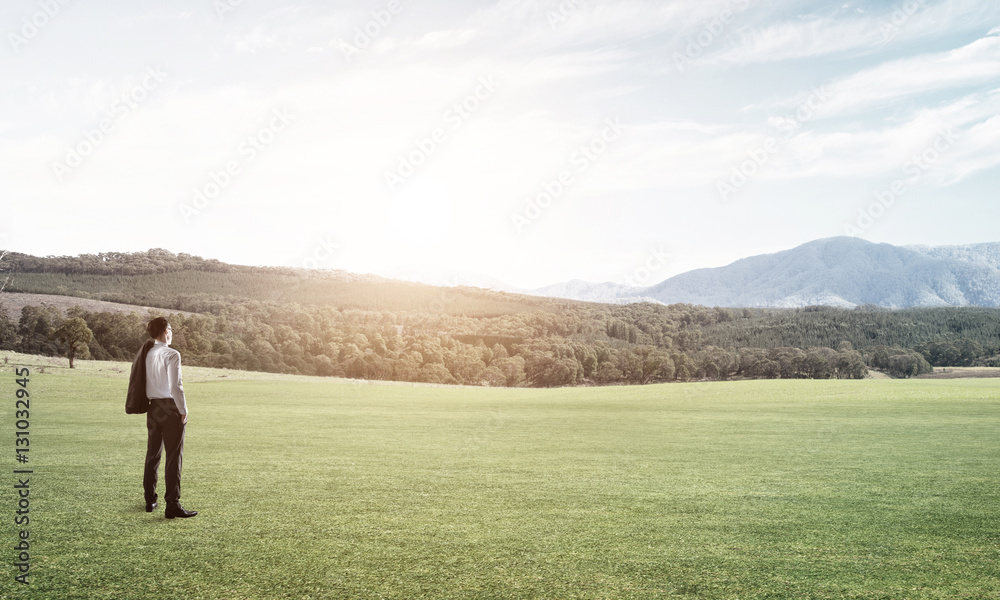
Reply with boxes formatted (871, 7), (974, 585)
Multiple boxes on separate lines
(2, 0), (999, 289)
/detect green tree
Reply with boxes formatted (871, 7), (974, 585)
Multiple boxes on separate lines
(419, 363), (457, 385)
(887, 351), (932, 378)
(957, 339), (982, 366)
(803, 348), (836, 379)
(0, 310), (15, 350)
(870, 346), (891, 370)
(835, 349), (868, 379)
(0, 250), (11, 293)
(633, 346), (674, 383)
(492, 356), (526, 387)
(53, 317), (93, 368)
(18, 304), (64, 356)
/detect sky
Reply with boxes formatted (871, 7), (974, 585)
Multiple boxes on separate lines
(2, 0), (999, 290)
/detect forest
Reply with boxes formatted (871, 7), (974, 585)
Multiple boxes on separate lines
(1, 249), (997, 386)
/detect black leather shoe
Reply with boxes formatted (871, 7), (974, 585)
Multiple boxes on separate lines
(145, 501), (158, 512)
(165, 504), (198, 519)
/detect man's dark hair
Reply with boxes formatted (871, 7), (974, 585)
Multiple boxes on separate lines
(147, 317), (170, 339)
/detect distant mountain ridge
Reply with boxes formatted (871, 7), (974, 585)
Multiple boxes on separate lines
(907, 242), (1000, 271)
(530, 280), (656, 305)
(7, 238), (999, 310)
(534, 237), (1000, 309)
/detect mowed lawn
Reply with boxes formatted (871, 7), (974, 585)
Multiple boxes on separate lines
(2, 355), (999, 599)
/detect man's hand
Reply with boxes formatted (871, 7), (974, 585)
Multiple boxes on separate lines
(181, 414), (188, 425)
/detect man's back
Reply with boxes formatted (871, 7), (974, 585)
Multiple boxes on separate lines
(145, 341), (188, 417)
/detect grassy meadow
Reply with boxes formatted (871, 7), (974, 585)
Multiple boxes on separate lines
(1, 351), (998, 599)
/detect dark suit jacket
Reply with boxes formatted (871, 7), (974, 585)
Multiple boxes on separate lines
(126, 339), (156, 414)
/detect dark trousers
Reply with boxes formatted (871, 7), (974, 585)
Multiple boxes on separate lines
(143, 397), (185, 505)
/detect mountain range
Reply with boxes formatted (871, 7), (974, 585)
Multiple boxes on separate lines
(528, 237), (1000, 309)
(5, 237), (999, 310)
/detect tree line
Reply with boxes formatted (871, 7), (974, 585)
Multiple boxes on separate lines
(1, 248), (997, 385)
(0, 299), (889, 386)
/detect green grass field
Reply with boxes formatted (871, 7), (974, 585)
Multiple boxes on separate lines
(1, 352), (998, 599)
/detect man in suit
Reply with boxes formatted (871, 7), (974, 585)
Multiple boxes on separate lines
(141, 317), (197, 519)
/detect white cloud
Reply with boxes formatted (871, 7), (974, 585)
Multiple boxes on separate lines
(462, 0), (748, 54)
(935, 114), (1000, 183)
(709, 0), (1000, 66)
(415, 29), (479, 49)
(710, 15), (880, 65)
(772, 33), (1000, 118)
(755, 88), (1000, 183)
(230, 26), (286, 55)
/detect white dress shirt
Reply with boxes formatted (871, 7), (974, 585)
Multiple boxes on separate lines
(145, 340), (188, 416)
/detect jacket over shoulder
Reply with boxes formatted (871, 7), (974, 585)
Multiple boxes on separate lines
(126, 339), (155, 414)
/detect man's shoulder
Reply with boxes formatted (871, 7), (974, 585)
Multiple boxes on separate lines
(150, 343), (182, 360)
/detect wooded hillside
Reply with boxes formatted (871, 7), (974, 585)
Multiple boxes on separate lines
(1, 249), (996, 385)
